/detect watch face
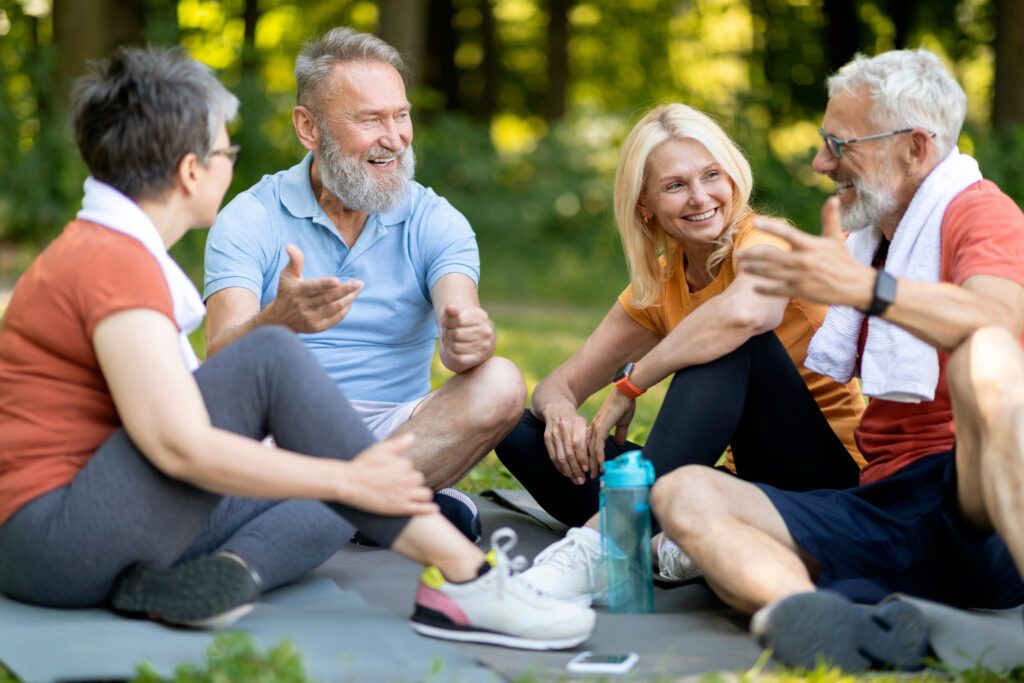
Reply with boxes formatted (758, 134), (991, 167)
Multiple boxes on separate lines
(612, 361), (634, 382)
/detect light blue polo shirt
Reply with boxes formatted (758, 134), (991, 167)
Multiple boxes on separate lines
(204, 153), (479, 403)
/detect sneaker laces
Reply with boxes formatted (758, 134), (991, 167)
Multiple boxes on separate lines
(490, 527), (528, 599)
(530, 528), (603, 591)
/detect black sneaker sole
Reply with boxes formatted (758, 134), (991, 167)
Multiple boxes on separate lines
(111, 555), (259, 627)
(751, 592), (930, 672)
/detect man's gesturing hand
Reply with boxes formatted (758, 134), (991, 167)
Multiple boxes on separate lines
(264, 244), (363, 333)
(737, 197), (875, 310)
(440, 304), (496, 372)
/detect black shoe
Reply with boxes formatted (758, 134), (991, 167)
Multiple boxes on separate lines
(352, 488), (481, 547)
(111, 553), (261, 629)
(750, 592), (929, 672)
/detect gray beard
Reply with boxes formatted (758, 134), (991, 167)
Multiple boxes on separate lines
(839, 172), (899, 233)
(318, 129), (415, 214)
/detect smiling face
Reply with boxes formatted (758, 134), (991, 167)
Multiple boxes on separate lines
(638, 138), (735, 253)
(812, 87), (905, 232)
(314, 61), (415, 212)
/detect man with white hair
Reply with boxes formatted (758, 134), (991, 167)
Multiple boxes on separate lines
(203, 28), (526, 542)
(650, 48), (1024, 671)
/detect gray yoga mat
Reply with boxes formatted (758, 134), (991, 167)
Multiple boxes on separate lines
(0, 576), (496, 683)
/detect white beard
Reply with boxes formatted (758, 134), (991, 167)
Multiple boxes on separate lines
(318, 127), (415, 214)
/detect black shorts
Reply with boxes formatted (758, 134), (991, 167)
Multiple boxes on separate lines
(758, 450), (1024, 608)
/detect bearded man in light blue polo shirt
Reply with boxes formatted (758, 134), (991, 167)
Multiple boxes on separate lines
(203, 28), (526, 541)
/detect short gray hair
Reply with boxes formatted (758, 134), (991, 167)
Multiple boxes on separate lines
(71, 46), (239, 201)
(827, 49), (967, 158)
(295, 27), (404, 112)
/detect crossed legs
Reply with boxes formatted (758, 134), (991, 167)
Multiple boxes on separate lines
(397, 356), (526, 489)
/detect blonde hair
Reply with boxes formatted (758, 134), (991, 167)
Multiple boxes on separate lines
(614, 103), (753, 308)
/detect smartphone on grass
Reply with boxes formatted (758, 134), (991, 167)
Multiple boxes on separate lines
(566, 651), (639, 675)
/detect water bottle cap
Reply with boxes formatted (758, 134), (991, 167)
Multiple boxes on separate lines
(601, 449), (655, 488)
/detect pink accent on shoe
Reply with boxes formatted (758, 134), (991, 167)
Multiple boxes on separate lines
(415, 584), (470, 625)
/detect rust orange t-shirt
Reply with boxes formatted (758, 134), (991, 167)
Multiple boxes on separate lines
(0, 220), (174, 524)
(858, 180), (1024, 484)
(617, 217), (866, 467)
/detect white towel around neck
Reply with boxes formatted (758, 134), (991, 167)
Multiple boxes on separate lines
(77, 177), (205, 370)
(805, 149), (982, 403)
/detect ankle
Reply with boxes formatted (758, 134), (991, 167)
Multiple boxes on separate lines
(435, 550), (487, 583)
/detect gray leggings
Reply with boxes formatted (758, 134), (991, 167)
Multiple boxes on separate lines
(0, 326), (410, 608)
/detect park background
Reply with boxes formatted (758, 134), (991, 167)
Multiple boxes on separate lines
(1, 0), (1023, 491)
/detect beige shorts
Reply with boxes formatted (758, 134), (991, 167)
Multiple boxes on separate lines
(348, 395), (432, 440)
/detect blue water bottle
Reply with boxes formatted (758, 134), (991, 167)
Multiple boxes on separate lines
(599, 449), (656, 614)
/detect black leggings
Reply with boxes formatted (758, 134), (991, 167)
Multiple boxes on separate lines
(495, 332), (860, 527)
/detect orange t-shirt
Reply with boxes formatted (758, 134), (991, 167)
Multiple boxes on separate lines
(0, 221), (174, 524)
(617, 217), (866, 466)
(858, 180), (1024, 484)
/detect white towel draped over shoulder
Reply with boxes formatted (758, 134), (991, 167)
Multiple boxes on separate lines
(77, 177), (205, 370)
(805, 149), (982, 403)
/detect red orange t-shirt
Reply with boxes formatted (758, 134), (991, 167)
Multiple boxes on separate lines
(0, 221), (174, 524)
(857, 180), (1024, 484)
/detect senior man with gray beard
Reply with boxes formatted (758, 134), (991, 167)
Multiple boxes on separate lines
(203, 28), (525, 543)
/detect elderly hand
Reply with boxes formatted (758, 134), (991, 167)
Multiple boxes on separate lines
(540, 401), (591, 485)
(586, 390), (636, 478)
(265, 244), (362, 333)
(342, 434), (438, 516)
(737, 197), (875, 309)
(440, 304), (496, 372)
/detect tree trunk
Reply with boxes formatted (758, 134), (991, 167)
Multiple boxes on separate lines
(53, 0), (145, 95)
(821, 0), (861, 75)
(993, 0), (1024, 129)
(478, 0), (498, 119)
(379, 0), (428, 84)
(544, 0), (570, 121)
(424, 0), (459, 111)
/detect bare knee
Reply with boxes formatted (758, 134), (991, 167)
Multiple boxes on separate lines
(651, 465), (732, 542)
(459, 356), (527, 432)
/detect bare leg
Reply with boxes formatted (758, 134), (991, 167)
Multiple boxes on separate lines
(389, 512), (486, 581)
(947, 326), (1024, 576)
(650, 465), (818, 614)
(396, 356), (526, 489)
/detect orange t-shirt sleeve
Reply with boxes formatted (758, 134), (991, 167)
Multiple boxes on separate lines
(616, 285), (665, 334)
(78, 239), (176, 339)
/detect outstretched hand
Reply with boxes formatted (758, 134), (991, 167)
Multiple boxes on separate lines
(266, 244), (363, 333)
(737, 197), (874, 309)
(342, 433), (437, 516)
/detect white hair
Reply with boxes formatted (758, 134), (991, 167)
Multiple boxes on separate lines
(827, 49), (966, 158)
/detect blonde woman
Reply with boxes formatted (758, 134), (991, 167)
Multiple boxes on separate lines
(496, 103), (865, 605)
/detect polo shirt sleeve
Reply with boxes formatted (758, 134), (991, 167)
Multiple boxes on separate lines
(203, 192), (275, 300)
(417, 195), (480, 290)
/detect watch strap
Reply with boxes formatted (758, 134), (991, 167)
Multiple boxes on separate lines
(866, 269), (897, 317)
(613, 362), (645, 399)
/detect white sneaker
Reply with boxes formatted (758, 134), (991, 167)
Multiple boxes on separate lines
(656, 535), (702, 583)
(519, 527), (607, 607)
(410, 527), (596, 650)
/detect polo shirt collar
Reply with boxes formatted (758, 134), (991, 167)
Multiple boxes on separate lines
(280, 152), (414, 228)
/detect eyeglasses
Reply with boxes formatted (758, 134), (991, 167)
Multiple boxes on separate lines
(817, 128), (934, 159)
(207, 144), (241, 165)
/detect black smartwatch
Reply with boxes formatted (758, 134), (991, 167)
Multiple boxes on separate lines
(865, 269), (897, 317)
